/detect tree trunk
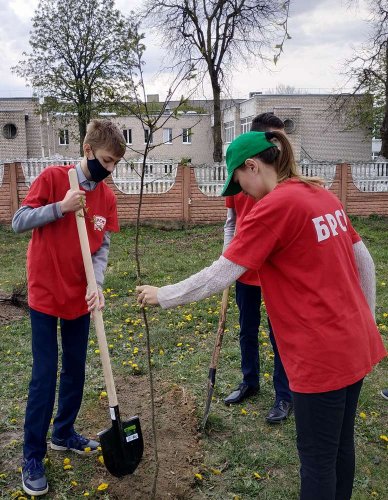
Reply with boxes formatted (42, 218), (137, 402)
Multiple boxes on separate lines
(211, 76), (223, 163)
(380, 45), (388, 158)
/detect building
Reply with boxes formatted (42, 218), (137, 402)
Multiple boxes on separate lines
(221, 93), (372, 163)
(0, 93), (373, 165)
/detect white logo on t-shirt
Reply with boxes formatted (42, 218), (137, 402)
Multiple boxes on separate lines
(93, 215), (106, 232)
(312, 210), (347, 242)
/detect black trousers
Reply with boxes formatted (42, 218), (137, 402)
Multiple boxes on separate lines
(293, 378), (363, 500)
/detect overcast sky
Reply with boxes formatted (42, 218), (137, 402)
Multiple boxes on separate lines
(0, 0), (372, 100)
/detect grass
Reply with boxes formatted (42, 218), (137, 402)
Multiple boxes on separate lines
(0, 217), (387, 499)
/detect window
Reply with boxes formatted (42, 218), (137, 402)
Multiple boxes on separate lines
(3, 123), (18, 139)
(163, 128), (173, 144)
(240, 117), (252, 134)
(59, 129), (69, 145)
(123, 128), (132, 145)
(144, 129), (153, 144)
(224, 121), (235, 143)
(182, 128), (192, 144)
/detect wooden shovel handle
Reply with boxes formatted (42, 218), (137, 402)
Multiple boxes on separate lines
(210, 286), (230, 369)
(68, 168), (118, 407)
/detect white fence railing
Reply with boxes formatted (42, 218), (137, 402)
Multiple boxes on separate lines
(195, 161), (338, 196)
(21, 156), (80, 187)
(194, 163), (228, 196)
(112, 159), (178, 195)
(351, 162), (388, 192)
(299, 162), (337, 189)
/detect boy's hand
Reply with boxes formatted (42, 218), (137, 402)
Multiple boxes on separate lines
(136, 285), (159, 306)
(86, 287), (105, 312)
(60, 188), (86, 214)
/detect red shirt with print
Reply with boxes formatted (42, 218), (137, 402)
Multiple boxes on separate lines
(22, 165), (119, 320)
(224, 179), (386, 393)
(225, 193), (261, 286)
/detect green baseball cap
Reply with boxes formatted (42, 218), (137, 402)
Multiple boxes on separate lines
(221, 131), (276, 196)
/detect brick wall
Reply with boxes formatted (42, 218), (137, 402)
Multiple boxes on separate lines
(0, 162), (387, 227)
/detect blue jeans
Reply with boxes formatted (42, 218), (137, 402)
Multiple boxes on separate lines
(293, 378), (363, 500)
(23, 308), (90, 461)
(235, 281), (291, 403)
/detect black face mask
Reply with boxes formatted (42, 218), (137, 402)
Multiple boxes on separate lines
(87, 153), (111, 183)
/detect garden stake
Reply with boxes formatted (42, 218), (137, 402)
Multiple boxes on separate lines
(68, 168), (143, 477)
(202, 286), (230, 429)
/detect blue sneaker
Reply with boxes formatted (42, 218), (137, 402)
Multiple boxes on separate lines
(21, 458), (48, 496)
(50, 431), (99, 455)
(381, 389), (388, 400)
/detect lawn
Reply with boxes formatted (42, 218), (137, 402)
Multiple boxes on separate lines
(0, 217), (387, 499)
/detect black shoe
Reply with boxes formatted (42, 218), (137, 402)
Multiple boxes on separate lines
(224, 383), (259, 405)
(266, 400), (293, 424)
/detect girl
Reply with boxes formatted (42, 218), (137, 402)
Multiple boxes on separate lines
(135, 131), (386, 500)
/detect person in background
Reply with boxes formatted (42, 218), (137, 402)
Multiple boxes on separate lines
(223, 113), (292, 425)
(12, 119), (125, 497)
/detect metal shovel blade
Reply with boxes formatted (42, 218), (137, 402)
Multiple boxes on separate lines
(99, 413), (143, 477)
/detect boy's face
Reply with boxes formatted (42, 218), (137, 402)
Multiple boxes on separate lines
(87, 146), (122, 173)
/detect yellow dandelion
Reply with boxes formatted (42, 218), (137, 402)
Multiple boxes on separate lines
(159, 349), (164, 355)
(63, 464), (73, 470)
(253, 472), (262, 479)
(97, 482), (109, 491)
(359, 412), (367, 419)
(194, 473), (203, 480)
(264, 373), (270, 379)
(83, 491), (90, 496)
(84, 447), (91, 453)
(98, 455), (104, 464)
(210, 468), (221, 475)
(99, 391), (107, 399)
(379, 435), (388, 442)
(177, 342), (183, 347)
(95, 349), (100, 354)
(241, 408), (248, 415)
(71, 480), (78, 486)
(63, 458), (71, 465)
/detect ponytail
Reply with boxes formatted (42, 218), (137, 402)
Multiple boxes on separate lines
(257, 131), (324, 187)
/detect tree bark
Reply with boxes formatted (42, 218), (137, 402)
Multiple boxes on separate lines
(211, 76), (223, 163)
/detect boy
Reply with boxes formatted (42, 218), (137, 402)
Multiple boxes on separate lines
(223, 113), (292, 424)
(12, 119), (125, 496)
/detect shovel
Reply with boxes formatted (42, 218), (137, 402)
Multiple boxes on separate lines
(202, 286), (230, 429)
(68, 168), (143, 477)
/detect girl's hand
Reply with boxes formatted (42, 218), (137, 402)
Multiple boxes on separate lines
(136, 285), (160, 306)
(86, 287), (105, 312)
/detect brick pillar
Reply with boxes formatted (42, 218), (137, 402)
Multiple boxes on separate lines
(9, 163), (19, 216)
(339, 163), (349, 211)
(182, 164), (191, 223)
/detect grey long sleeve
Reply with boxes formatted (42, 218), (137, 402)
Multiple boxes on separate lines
(223, 208), (236, 253)
(352, 240), (376, 317)
(92, 232), (111, 288)
(12, 203), (63, 233)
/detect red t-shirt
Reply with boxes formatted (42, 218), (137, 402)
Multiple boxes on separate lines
(22, 165), (119, 320)
(225, 193), (260, 286)
(224, 179), (386, 393)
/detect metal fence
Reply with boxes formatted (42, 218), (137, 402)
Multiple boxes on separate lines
(351, 161), (388, 192)
(112, 159), (178, 195)
(0, 161), (3, 188)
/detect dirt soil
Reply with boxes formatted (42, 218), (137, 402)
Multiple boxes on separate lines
(88, 375), (204, 499)
(0, 293), (27, 325)
(0, 299), (204, 499)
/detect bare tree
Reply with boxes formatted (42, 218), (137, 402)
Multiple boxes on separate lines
(343, 0), (388, 157)
(13, 0), (137, 155)
(144, 0), (290, 163)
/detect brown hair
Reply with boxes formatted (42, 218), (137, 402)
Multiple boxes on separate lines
(255, 131), (324, 187)
(83, 119), (126, 157)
